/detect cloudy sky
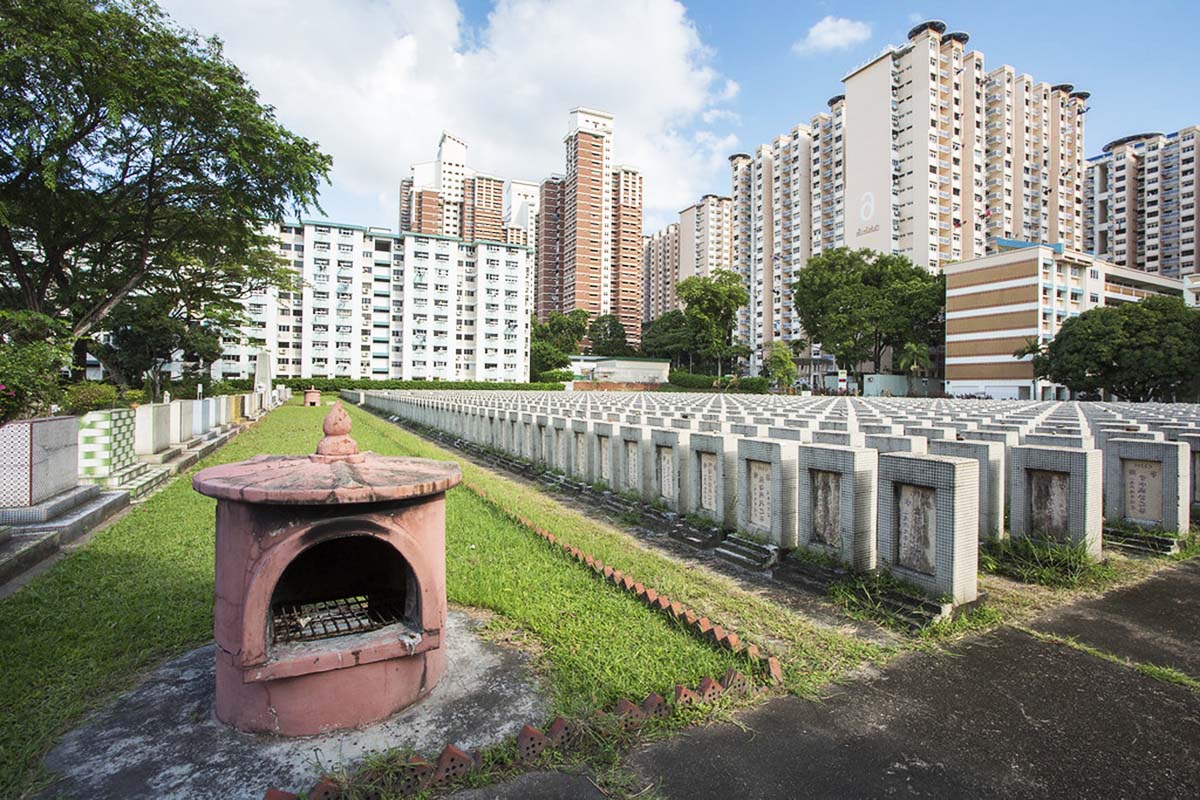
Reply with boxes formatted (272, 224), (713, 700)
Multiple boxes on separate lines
(161, 0), (1199, 235)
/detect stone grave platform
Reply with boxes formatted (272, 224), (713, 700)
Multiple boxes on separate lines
(39, 610), (551, 800)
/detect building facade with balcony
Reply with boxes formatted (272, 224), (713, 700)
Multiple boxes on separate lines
(214, 221), (530, 383)
(944, 239), (1181, 400)
(1084, 127), (1198, 278)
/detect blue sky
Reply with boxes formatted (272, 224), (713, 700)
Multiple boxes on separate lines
(165, 1), (1199, 233)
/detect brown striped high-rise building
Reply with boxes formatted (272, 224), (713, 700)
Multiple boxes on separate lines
(538, 108), (644, 347)
(535, 175), (565, 322)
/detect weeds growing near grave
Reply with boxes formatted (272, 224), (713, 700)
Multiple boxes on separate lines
(980, 538), (1117, 589)
(826, 570), (938, 632)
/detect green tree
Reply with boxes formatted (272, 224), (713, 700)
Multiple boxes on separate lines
(0, 311), (73, 422)
(677, 269), (749, 376)
(530, 339), (570, 377)
(763, 340), (797, 390)
(587, 314), (630, 356)
(791, 248), (943, 377)
(640, 310), (699, 370)
(94, 294), (223, 399)
(1025, 296), (1200, 401)
(0, 0), (330, 360)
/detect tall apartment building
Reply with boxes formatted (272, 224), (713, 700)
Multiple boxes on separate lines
(815, 20), (1084, 273)
(680, 194), (733, 283)
(1084, 127), (1198, 277)
(728, 125), (813, 375)
(944, 240), (1180, 399)
(810, 95), (846, 257)
(399, 131), (534, 247)
(642, 223), (679, 321)
(841, 22), (987, 271)
(504, 179), (540, 303)
(535, 175), (564, 322)
(984, 71), (1087, 251)
(537, 108), (644, 346)
(215, 221), (530, 383)
(641, 194), (733, 321)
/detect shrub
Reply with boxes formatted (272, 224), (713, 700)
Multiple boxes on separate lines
(667, 371), (769, 394)
(537, 369), (575, 383)
(120, 389), (145, 406)
(64, 382), (118, 415)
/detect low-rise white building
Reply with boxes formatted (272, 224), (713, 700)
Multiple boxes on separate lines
(215, 221), (530, 383)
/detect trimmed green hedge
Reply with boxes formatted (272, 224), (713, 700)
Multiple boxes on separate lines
(667, 371), (769, 394)
(207, 377), (565, 394)
(537, 369), (576, 383)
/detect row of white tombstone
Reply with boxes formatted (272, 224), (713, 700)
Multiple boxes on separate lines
(352, 390), (1199, 607)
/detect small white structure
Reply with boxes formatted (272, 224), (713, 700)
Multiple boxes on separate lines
(569, 356), (670, 384)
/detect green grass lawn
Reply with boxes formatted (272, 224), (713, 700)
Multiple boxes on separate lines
(1, 402), (801, 798)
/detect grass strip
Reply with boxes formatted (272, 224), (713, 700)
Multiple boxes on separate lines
(1021, 628), (1200, 692)
(980, 537), (1117, 589)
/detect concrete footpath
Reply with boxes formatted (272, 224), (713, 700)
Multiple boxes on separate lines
(461, 561), (1200, 799)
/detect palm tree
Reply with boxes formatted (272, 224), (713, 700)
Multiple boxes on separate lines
(896, 342), (931, 397)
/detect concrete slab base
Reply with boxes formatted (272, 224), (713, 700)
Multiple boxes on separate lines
(40, 610), (552, 800)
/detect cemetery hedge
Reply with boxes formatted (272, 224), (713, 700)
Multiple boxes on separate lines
(668, 371), (769, 393)
(206, 377), (567, 395)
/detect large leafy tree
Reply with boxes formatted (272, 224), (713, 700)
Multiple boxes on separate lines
(677, 269), (748, 376)
(587, 314), (630, 357)
(97, 294), (223, 398)
(791, 248), (943, 376)
(1025, 296), (1200, 402)
(529, 309), (590, 375)
(640, 309), (700, 370)
(0, 0), (330, 361)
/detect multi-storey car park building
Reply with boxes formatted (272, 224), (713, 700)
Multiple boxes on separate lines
(214, 221), (530, 383)
(944, 240), (1181, 400)
(537, 108), (644, 346)
(641, 194), (733, 321)
(1084, 127), (1199, 277)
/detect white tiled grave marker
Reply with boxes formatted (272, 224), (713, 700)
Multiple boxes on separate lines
(749, 460), (772, 529)
(810, 470), (841, 548)
(658, 446), (675, 501)
(897, 484), (937, 575)
(700, 453), (718, 512)
(1028, 469), (1071, 540)
(1122, 459), (1163, 525)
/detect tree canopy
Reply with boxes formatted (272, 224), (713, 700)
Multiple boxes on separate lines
(0, 0), (330, 347)
(791, 248), (943, 375)
(587, 314), (630, 357)
(640, 310), (701, 370)
(676, 269), (748, 376)
(530, 309), (590, 375)
(763, 339), (797, 389)
(1025, 296), (1200, 402)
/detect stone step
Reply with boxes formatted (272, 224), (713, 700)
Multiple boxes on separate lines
(717, 534), (780, 565)
(139, 445), (183, 465)
(713, 544), (774, 572)
(160, 449), (200, 476)
(1104, 529), (1179, 556)
(121, 467), (169, 500)
(0, 525), (9, 547)
(0, 491), (129, 585)
(0, 484), (100, 526)
(101, 462), (148, 489)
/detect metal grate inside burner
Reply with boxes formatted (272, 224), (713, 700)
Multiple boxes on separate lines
(271, 594), (408, 644)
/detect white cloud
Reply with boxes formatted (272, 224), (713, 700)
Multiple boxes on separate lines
(791, 16), (872, 55)
(159, 0), (739, 231)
